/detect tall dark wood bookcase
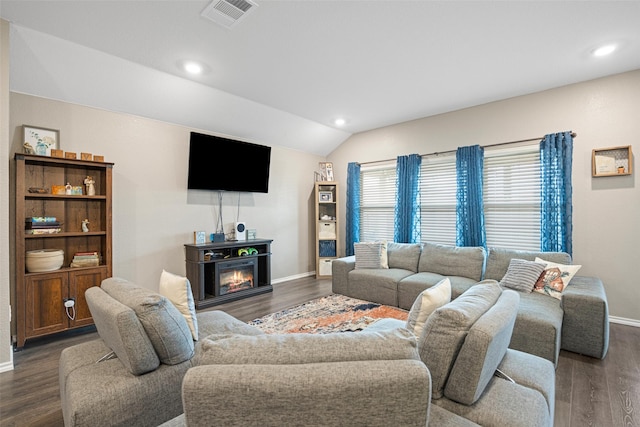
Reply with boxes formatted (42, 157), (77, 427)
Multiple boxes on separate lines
(14, 154), (113, 349)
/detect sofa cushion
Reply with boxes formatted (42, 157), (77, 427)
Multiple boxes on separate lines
(509, 292), (563, 365)
(387, 242), (421, 272)
(406, 278), (451, 337)
(347, 268), (413, 306)
(159, 270), (199, 340)
(444, 290), (519, 405)
(484, 247), (571, 281)
(85, 286), (160, 375)
(499, 258), (546, 293)
(101, 277), (195, 365)
(196, 328), (420, 366)
(418, 280), (502, 399)
(354, 241), (388, 269)
(398, 272), (477, 309)
(419, 243), (485, 281)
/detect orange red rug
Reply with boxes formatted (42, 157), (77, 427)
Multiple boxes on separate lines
(248, 294), (408, 334)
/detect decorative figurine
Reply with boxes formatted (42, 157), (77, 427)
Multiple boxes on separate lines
(65, 182), (72, 195)
(23, 142), (36, 154)
(82, 219), (90, 232)
(84, 176), (96, 196)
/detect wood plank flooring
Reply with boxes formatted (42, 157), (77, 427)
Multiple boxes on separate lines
(1, 276), (638, 427)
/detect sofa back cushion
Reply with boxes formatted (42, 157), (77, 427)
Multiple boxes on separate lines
(85, 286), (160, 375)
(419, 243), (485, 281)
(444, 289), (520, 405)
(484, 247), (571, 281)
(101, 277), (194, 365)
(387, 243), (422, 272)
(418, 280), (502, 399)
(197, 328), (420, 366)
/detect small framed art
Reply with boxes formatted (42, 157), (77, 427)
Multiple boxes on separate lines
(319, 191), (333, 202)
(23, 125), (59, 157)
(194, 231), (206, 244)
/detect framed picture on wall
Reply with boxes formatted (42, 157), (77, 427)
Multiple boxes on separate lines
(23, 125), (60, 157)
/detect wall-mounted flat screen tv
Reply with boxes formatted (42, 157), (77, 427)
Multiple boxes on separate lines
(187, 132), (271, 193)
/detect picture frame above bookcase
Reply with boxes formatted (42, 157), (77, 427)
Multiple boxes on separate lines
(592, 145), (633, 177)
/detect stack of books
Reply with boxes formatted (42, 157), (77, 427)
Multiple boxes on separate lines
(70, 251), (101, 268)
(25, 216), (62, 234)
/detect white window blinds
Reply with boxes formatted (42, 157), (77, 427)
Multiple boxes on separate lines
(483, 145), (541, 251)
(419, 154), (457, 245)
(360, 163), (396, 242)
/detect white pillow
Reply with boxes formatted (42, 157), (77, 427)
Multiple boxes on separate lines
(406, 278), (451, 337)
(159, 270), (199, 340)
(354, 241), (388, 269)
(533, 257), (582, 300)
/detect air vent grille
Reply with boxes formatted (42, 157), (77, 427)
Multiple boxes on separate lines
(201, 0), (258, 29)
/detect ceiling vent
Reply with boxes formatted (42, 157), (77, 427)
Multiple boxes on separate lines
(201, 0), (258, 29)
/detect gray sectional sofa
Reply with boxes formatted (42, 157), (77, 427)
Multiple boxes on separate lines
(332, 242), (610, 366)
(61, 276), (555, 426)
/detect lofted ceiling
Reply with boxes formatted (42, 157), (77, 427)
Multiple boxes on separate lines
(2, 1), (640, 155)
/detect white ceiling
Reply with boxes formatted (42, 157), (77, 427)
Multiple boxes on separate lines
(2, 1), (640, 154)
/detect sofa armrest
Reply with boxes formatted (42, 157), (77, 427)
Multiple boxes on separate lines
(331, 256), (356, 295)
(182, 360), (431, 427)
(561, 276), (609, 359)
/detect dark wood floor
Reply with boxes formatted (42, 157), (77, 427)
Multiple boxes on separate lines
(1, 276), (638, 427)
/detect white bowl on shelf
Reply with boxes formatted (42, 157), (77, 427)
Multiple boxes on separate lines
(25, 249), (64, 273)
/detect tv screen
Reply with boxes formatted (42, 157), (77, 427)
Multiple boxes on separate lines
(187, 132), (271, 193)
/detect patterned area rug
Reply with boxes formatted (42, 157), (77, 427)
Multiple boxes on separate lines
(248, 294), (408, 334)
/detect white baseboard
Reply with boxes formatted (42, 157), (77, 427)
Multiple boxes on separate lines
(609, 316), (640, 328)
(271, 271), (315, 285)
(0, 345), (14, 373)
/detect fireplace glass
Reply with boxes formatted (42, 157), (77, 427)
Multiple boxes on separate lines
(215, 258), (257, 296)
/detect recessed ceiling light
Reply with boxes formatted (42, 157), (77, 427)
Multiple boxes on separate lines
(184, 61), (203, 74)
(592, 44), (617, 57)
(334, 118), (346, 127)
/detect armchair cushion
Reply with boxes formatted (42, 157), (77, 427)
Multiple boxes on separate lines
(196, 328), (419, 366)
(85, 286), (159, 375)
(444, 290), (520, 405)
(418, 280), (502, 399)
(101, 277), (194, 365)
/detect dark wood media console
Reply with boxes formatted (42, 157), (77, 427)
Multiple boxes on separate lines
(184, 239), (273, 309)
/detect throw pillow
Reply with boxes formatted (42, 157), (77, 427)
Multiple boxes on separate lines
(159, 270), (199, 340)
(533, 257), (582, 300)
(354, 241), (388, 269)
(406, 278), (451, 337)
(499, 258), (547, 293)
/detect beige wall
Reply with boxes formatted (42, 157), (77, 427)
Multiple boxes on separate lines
(6, 94), (321, 344)
(1, 19), (13, 371)
(328, 70), (640, 323)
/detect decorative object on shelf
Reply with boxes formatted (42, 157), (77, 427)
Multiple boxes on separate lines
(65, 152), (77, 159)
(70, 251), (100, 268)
(84, 176), (96, 196)
(65, 182), (72, 195)
(93, 155), (104, 162)
(81, 152), (92, 161)
(25, 216), (62, 234)
(51, 149), (64, 158)
(194, 231), (206, 244)
(23, 125), (59, 157)
(592, 145), (633, 177)
(52, 185), (66, 195)
(81, 219), (90, 232)
(247, 229), (257, 239)
(319, 191), (333, 202)
(28, 187), (48, 194)
(25, 249), (64, 273)
(318, 162), (334, 181)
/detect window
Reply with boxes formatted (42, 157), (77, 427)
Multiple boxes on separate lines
(419, 154), (457, 245)
(483, 145), (541, 251)
(359, 162), (396, 242)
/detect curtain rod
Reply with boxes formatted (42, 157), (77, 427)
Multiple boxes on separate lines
(357, 132), (577, 166)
